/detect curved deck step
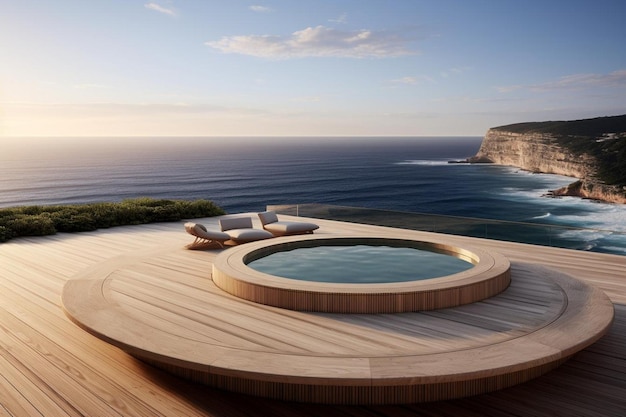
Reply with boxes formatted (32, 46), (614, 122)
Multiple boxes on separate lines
(62, 231), (614, 405)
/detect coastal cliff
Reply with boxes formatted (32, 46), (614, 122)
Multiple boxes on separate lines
(468, 115), (626, 204)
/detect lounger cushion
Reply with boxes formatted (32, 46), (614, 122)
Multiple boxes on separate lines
(183, 222), (231, 249)
(263, 221), (319, 235)
(191, 223), (230, 241)
(258, 211), (319, 236)
(225, 228), (273, 243)
(258, 211), (279, 226)
(219, 217), (254, 231)
(219, 217), (273, 243)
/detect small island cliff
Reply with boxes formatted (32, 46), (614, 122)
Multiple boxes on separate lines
(467, 115), (626, 204)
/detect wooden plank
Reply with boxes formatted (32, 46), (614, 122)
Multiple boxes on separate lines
(0, 353), (76, 417)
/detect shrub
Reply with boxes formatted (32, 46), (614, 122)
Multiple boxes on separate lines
(52, 211), (98, 233)
(0, 226), (10, 243)
(7, 214), (56, 236)
(0, 198), (225, 243)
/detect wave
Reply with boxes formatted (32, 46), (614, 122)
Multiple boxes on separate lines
(599, 245), (626, 255)
(395, 159), (457, 166)
(517, 192), (626, 234)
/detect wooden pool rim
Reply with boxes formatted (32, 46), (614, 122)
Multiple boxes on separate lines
(212, 235), (512, 313)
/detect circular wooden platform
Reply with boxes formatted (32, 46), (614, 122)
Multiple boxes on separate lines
(61, 240), (614, 405)
(213, 235), (511, 313)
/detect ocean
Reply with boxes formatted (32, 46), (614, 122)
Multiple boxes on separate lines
(1, 136), (625, 254)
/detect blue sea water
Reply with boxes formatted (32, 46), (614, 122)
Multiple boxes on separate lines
(1, 136), (625, 254)
(248, 245), (474, 283)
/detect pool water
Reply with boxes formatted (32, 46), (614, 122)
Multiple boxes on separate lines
(247, 245), (474, 283)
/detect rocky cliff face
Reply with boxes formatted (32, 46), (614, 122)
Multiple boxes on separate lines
(468, 127), (626, 204)
(470, 130), (597, 178)
(549, 180), (626, 203)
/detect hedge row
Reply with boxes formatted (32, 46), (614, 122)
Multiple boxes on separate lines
(0, 198), (225, 243)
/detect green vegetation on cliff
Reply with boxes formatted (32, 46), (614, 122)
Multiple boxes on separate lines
(492, 115), (626, 186)
(0, 198), (225, 243)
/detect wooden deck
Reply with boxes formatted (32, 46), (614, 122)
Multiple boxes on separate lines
(1, 215), (626, 415)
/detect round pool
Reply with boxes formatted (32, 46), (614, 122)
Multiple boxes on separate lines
(247, 244), (475, 283)
(212, 235), (511, 313)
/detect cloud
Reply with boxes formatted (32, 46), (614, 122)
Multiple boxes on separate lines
(1, 101), (275, 136)
(498, 70), (626, 93)
(205, 25), (416, 59)
(73, 83), (109, 90)
(388, 68), (458, 85)
(390, 76), (418, 85)
(144, 3), (176, 16)
(290, 96), (322, 103)
(440, 66), (470, 78)
(329, 13), (348, 24)
(530, 70), (626, 92)
(249, 5), (271, 13)
(495, 85), (522, 93)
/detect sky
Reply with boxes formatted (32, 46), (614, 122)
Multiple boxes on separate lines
(1, 0), (626, 137)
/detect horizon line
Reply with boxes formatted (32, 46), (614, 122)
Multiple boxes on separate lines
(0, 134), (485, 138)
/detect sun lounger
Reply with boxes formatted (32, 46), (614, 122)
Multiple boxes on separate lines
(184, 222), (231, 249)
(258, 211), (319, 236)
(219, 217), (273, 244)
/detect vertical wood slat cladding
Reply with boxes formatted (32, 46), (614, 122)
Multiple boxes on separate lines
(212, 269), (511, 313)
(143, 357), (569, 405)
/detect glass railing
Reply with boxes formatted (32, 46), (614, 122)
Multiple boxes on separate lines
(267, 204), (626, 256)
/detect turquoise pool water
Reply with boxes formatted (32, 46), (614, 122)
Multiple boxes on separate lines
(247, 245), (474, 283)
